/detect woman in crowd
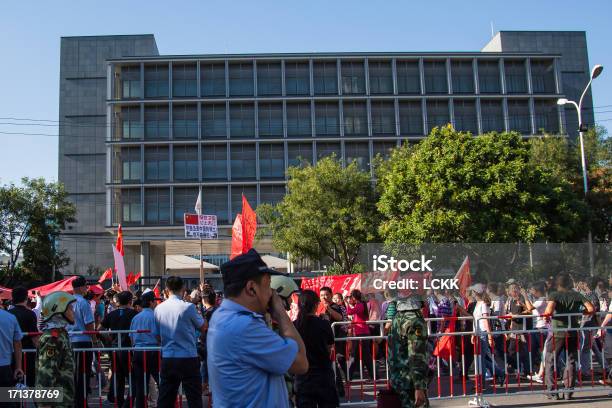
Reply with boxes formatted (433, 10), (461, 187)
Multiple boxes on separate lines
(294, 290), (339, 408)
(345, 289), (374, 380)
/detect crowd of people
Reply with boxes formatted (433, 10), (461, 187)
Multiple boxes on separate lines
(0, 255), (611, 407)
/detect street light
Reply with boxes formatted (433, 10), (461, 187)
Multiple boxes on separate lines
(557, 64), (604, 276)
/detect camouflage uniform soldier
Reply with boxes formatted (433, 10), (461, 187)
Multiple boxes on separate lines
(36, 291), (77, 408)
(387, 296), (430, 408)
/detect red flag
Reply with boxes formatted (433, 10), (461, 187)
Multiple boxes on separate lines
(241, 194), (257, 253)
(230, 214), (243, 260)
(98, 268), (113, 283)
(126, 272), (134, 286)
(454, 256), (471, 299)
(433, 313), (457, 361)
(116, 224), (124, 256)
(153, 279), (161, 300)
(127, 272), (141, 286)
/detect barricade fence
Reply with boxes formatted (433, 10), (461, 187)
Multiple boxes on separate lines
(331, 312), (612, 407)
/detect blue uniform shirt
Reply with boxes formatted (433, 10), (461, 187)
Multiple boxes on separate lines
(130, 308), (160, 347)
(0, 309), (23, 366)
(68, 294), (95, 343)
(154, 295), (204, 358)
(207, 299), (298, 408)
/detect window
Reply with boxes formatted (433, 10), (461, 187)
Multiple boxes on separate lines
(121, 189), (142, 224)
(369, 61), (393, 94)
(173, 145), (198, 181)
(371, 100), (396, 136)
(260, 185), (286, 205)
(229, 62), (254, 96)
(120, 106), (142, 140)
(203, 186), (228, 223)
(173, 105), (198, 139)
(202, 144), (227, 180)
(172, 63), (197, 97)
(121, 65), (140, 99)
(231, 186), (257, 217)
(144, 146), (169, 181)
(341, 61), (365, 94)
(396, 61), (420, 94)
(121, 147), (141, 182)
(201, 63), (226, 97)
(288, 143), (313, 168)
(145, 188), (170, 225)
(230, 103), (255, 138)
(424, 61), (448, 94)
(258, 103), (283, 138)
(287, 103), (311, 137)
(315, 102), (340, 136)
(343, 101), (367, 136)
(285, 62), (309, 95)
(230, 144), (256, 180)
(504, 60), (527, 94)
(144, 64), (169, 98)
(345, 142), (369, 171)
(259, 143), (285, 179)
(451, 60), (474, 94)
(531, 60), (556, 94)
(173, 187), (198, 223)
(507, 99), (531, 134)
(144, 105), (169, 139)
(480, 100), (504, 133)
(313, 61), (338, 95)
(478, 60), (501, 94)
(534, 99), (559, 134)
(316, 142), (340, 161)
(399, 101), (423, 135)
(372, 141), (397, 160)
(202, 103), (226, 139)
(426, 100), (450, 132)
(257, 62), (282, 96)
(453, 100), (477, 134)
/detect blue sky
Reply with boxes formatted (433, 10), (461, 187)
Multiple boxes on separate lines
(1, 0), (611, 185)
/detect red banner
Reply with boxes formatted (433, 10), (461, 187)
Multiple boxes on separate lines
(230, 214), (243, 260)
(300, 274), (361, 298)
(31, 276), (78, 297)
(241, 195), (257, 253)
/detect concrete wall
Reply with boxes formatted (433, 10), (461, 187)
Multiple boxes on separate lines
(58, 35), (159, 274)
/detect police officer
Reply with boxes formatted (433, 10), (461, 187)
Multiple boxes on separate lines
(68, 275), (96, 408)
(36, 291), (77, 408)
(154, 276), (206, 408)
(387, 294), (430, 408)
(130, 291), (160, 408)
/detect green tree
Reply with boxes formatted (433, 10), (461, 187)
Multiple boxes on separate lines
(257, 156), (378, 274)
(0, 178), (76, 284)
(377, 125), (588, 244)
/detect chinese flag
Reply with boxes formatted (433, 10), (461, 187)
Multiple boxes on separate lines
(98, 268), (113, 283)
(153, 279), (161, 300)
(126, 272), (134, 286)
(230, 214), (243, 260)
(127, 272), (141, 286)
(241, 195), (257, 253)
(116, 225), (124, 256)
(433, 313), (457, 361)
(454, 256), (471, 300)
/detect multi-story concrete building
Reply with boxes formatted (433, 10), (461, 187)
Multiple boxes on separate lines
(58, 31), (596, 277)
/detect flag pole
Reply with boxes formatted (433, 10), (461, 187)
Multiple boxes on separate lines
(197, 186), (204, 285)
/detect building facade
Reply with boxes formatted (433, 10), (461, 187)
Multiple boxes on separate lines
(58, 31), (594, 276)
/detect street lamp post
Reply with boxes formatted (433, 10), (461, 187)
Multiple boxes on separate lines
(557, 64), (604, 277)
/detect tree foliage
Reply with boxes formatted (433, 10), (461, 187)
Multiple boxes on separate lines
(257, 156), (378, 275)
(0, 178), (76, 284)
(377, 126), (588, 244)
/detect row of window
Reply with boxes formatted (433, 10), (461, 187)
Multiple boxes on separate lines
(114, 141), (398, 183)
(115, 98), (560, 140)
(116, 58), (557, 99)
(114, 184), (286, 225)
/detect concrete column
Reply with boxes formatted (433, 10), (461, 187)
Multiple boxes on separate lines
(141, 241), (151, 277)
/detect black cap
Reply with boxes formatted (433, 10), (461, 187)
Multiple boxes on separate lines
(221, 249), (285, 286)
(72, 275), (87, 289)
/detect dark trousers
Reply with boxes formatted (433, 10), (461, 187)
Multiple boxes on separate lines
(348, 335), (374, 380)
(157, 357), (202, 408)
(133, 350), (160, 408)
(295, 368), (339, 408)
(545, 333), (578, 391)
(73, 341), (93, 408)
(108, 350), (131, 405)
(0, 365), (18, 408)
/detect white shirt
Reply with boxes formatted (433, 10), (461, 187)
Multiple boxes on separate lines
(473, 301), (490, 334)
(531, 297), (549, 329)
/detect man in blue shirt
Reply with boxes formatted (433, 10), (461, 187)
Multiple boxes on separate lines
(0, 306), (24, 399)
(154, 276), (206, 408)
(130, 291), (161, 408)
(207, 249), (308, 408)
(67, 275), (96, 408)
